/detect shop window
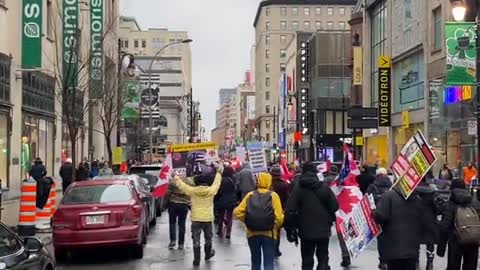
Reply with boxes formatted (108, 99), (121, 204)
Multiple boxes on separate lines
(393, 53), (425, 112)
(0, 53), (10, 103)
(0, 113), (9, 188)
(22, 71), (55, 114)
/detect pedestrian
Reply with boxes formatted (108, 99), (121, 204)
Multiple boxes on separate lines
(366, 167), (392, 270)
(172, 163), (222, 267)
(89, 160), (99, 178)
(29, 157), (47, 181)
(437, 180), (480, 270)
(439, 163), (454, 181)
(76, 162), (90, 181)
(463, 162), (477, 187)
(323, 165), (339, 187)
(373, 185), (431, 270)
(165, 175), (194, 250)
(234, 172), (284, 270)
(357, 164), (376, 195)
(98, 162), (113, 177)
(285, 162), (338, 270)
(270, 165), (290, 257)
(59, 158), (73, 194)
(215, 166), (238, 239)
(237, 162), (257, 198)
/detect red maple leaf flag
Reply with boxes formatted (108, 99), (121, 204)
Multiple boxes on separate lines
(153, 153), (172, 198)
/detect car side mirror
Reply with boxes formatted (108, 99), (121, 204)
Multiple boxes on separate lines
(24, 237), (43, 253)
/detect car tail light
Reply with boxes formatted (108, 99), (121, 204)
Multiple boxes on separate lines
(52, 210), (72, 229)
(123, 204), (142, 225)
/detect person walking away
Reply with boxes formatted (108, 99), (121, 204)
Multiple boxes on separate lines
(234, 172), (284, 270)
(439, 163), (454, 181)
(366, 167), (392, 270)
(285, 162), (338, 270)
(165, 175), (193, 250)
(172, 163), (222, 267)
(29, 158), (47, 181)
(463, 162), (477, 188)
(373, 186), (431, 270)
(98, 162), (114, 177)
(357, 165), (376, 195)
(59, 158), (73, 194)
(76, 162), (90, 181)
(270, 165), (290, 257)
(237, 163), (257, 199)
(89, 160), (100, 178)
(415, 172), (440, 270)
(437, 180), (480, 270)
(215, 166), (238, 239)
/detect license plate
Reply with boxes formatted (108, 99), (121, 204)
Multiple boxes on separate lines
(86, 215), (105, 225)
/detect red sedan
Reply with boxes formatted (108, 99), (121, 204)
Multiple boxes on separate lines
(52, 180), (148, 260)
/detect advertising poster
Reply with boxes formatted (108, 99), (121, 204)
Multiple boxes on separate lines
(340, 195), (381, 259)
(246, 142), (267, 173)
(391, 131), (437, 199)
(170, 142), (218, 177)
(445, 22), (476, 85)
(122, 80), (141, 119)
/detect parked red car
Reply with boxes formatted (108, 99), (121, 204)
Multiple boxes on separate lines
(52, 180), (148, 260)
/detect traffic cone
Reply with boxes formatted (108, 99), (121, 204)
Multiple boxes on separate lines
(18, 178), (37, 236)
(35, 177), (54, 231)
(49, 181), (57, 216)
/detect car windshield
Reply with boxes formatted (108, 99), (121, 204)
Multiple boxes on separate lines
(0, 226), (21, 257)
(136, 174), (157, 186)
(63, 185), (132, 204)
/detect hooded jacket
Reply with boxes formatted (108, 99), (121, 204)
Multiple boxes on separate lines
(166, 177), (193, 206)
(357, 171), (376, 195)
(234, 173), (284, 240)
(214, 174), (238, 210)
(366, 175), (392, 204)
(237, 165), (257, 197)
(285, 171), (339, 240)
(271, 175), (289, 209)
(173, 172), (221, 222)
(415, 180), (439, 244)
(30, 161), (47, 181)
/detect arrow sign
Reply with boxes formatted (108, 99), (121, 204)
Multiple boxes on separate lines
(378, 55), (391, 68)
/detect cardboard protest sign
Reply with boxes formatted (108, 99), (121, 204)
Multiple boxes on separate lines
(246, 142), (267, 173)
(170, 142), (218, 176)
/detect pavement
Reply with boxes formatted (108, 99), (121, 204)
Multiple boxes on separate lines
(42, 214), (448, 270)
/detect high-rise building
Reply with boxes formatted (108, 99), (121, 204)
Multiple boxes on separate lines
(253, 0), (356, 142)
(219, 88), (237, 106)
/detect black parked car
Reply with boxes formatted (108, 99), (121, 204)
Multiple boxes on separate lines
(129, 164), (165, 216)
(0, 223), (55, 270)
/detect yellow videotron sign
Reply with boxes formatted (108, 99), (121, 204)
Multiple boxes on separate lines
(378, 55), (392, 127)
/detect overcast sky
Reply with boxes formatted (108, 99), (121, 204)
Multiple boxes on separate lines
(121, 0), (260, 137)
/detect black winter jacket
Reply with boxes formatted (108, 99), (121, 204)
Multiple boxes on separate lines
(374, 188), (427, 260)
(366, 175), (392, 204)
(415, 181), (439, 244)
(285, 172), (339, 240)
(357, 172), (376, 195)
(59, 163), (74, 184)
(271, 176), (289, 209)
(214, 176), (238, 210)
(30, 163), (47, 181)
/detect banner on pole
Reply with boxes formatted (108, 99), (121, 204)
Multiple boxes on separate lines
(63, 0), (79, 91)
(112, 147), (123, 165)
(89, 0), (104, 99)
(445, 22), (476, 85)
(22, 0), (43, 68)
(122, 80), (141, 119)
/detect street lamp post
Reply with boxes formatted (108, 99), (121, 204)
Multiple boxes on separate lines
(147, 39), (192, 162)
(450, 0), (480, 177)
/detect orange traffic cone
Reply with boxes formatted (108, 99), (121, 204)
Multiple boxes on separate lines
(18, 178), (37, 236)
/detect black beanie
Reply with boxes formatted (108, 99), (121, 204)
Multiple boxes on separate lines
(302, 162), (317, 174)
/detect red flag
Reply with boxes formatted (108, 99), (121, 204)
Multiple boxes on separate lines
(280, 156), (293, 181)
(153, 153), (172, 198)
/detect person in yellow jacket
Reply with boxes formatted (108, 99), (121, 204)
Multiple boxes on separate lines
(172, 163), (222, 267)
(234, 172), (284, 270)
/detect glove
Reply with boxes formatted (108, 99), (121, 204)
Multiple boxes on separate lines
(286, 227), (298, 244)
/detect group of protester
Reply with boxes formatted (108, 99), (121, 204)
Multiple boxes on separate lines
(58, 158), (114, 193)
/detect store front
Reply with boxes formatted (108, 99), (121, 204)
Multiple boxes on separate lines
(365, 135), (388, 167)
(0, 53), (11, 188)
(21, 72), (55, 179)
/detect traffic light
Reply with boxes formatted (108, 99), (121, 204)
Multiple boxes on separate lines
(272, 143), (279, 154)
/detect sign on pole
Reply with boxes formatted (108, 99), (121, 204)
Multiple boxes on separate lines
(445, 22), (476, 85)
(63, 0), (79, 91)
(246, 142), (267, 174)
(89, 0), (104, 99)
(390, 131), (437, 199)
(22, 0), (43, 68)
(112, 147), (123, 165)
(468, 120), (477, 135)
(353, 47), (363, 86)
(378, 55), (391, 127)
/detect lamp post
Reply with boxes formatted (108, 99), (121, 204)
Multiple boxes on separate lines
(450, 0), (480, 176)
(147, 39), (192, 162)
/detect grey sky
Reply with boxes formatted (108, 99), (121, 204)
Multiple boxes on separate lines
(121, 0), (260, 137)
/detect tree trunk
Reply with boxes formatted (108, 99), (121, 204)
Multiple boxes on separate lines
(105, 133), (113, 167)
(70, 133), (77, 181)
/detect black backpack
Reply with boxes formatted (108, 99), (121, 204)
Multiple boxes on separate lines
(454, 206), (480, 244)
(245, 191), (275, 231)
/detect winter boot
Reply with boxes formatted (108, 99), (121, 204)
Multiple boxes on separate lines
(204, 244), (216, 261)
(426, 252), (434, 270)
(340, 256), (351, 267)
(168, 241), (176, 249)
(193, 247), (201, 266)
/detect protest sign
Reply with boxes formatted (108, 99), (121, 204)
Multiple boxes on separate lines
(390, 131), (437, 199)
(170, 142), (218, 176)
(236, 147), (247, 164)
(246, 142), (267, 173)
(340, 194), (381, 259)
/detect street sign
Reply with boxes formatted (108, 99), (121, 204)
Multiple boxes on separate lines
(141, 88), (159, 107)
(348, 119), (379, 129)
(348, 107), (378, 118)
(378, 55), (391, 68)
(468, 120), (477, 135)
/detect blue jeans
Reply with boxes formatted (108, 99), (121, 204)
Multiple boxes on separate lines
(248, 236), (275, 270)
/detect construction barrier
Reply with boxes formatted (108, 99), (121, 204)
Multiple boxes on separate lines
(35, 177), (55, 231)
(49, 181), (57, 216)
(18, 178), (37, 236)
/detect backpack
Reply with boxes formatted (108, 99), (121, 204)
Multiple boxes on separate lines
(454, 206), (480, 244)
(245, 191), (275, 231)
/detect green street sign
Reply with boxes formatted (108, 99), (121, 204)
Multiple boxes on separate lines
(21, 0), (43, 68)
(63, 0), (79, 91)
(89, 0), (104, 99)
(445, 22), (476, 85)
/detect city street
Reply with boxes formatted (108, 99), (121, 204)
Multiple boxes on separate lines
(56, 214), (447, 270)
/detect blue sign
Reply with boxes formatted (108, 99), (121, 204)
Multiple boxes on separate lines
(246, 142), (267, 173)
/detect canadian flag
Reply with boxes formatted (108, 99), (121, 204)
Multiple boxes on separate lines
(153, 153), (172, 198)
(279, 157), (293, 182)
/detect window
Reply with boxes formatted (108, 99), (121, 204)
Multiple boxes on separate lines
(266, 133), (270, 141)
(0, 113), (8, 188)
(292, 7), (298, 16)
(280, 49), (286, 58)
(292, 21), (299, 30)
(265, 7), (270, 16)
(266, 91), (270, 100)
(142, 40), (146, 48)
(327, 7), (333, 16)
(124, 40), (129, 48)
(316, 21), (322, 29)
(280, 35), (287, 43)
(433, 6), (442, 50)
(266, 105), (271, 114)
(266, 22), (271, 30)
(304, 7), (310, 16)
(266, 64), (270, 73)
(339, 7), (346, 16)
(266, 50), (270, 59)
(281, 7), (287, 16)
(159, 116), (168, 127)
(265, 35), (270, 45)
(64, 185), (132, 204)
(327, 21), (333, 29)
(134, 39), (139, 48)
(304, 21), (310, 30)
(315, 7), (321, 16)
(0, 226), (21, 257)
(370, 1), (387, 108)
(46, 0), (53, 38)
(280, 21), (287, 30)
(266, 78), (270, 87)
(266, 121), (271, 129)
(339, 22), (346, 29)
(280, 63), (286, 71)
